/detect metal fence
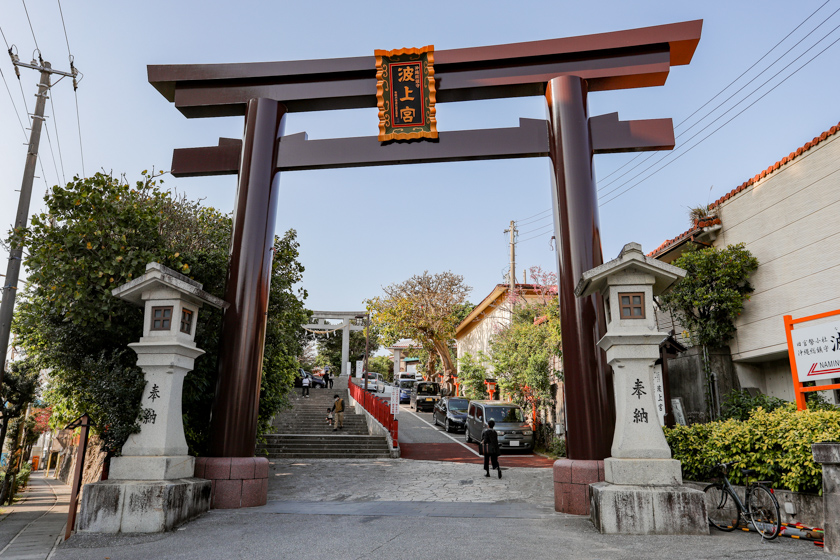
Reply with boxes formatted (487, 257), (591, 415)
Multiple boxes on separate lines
(348, 381), (398, 447)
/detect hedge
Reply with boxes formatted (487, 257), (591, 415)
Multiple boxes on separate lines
(664, 405), (840, 493)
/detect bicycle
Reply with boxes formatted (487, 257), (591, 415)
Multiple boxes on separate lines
(703, 461), (781, 540)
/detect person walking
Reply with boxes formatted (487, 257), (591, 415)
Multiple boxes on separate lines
(332, 394), (344, 431)
(301, 374), (310, 398)
(327, 370), (334, 389)
(481, 419), (501, 478)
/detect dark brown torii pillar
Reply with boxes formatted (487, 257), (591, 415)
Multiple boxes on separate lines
(148, 21), (701, 461)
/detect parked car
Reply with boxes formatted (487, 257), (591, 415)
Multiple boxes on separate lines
(374, 375), (394, 393)
(433, 396), (469, 432)
(464, 401), (534, 451)
(410, 382), (441, 412)
(298, 368), (326, 389)
(360, 372), (381, 391)
(397, 379), (415, 403)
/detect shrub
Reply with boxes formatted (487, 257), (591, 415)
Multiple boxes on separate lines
(16, 463), (32, 489)
(665, 405), (840, 493)
(721, 390), (786, 421)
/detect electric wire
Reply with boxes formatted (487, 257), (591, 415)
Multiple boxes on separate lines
(517, 222), (553, 236)
(515, 213), (552, 228)
(599, 32), (840, 207)
(517, 231), (553, 244)
(598, 21), (840, 205)
(0, 66), (28, 140)
(20, 0), (40, 53)
(597, 0), (836, 192)
(55, 0), (85, 177)
(48, 93), (66, 185)
(42, 113), (61, 187)
(56, 0), (72, 55)
(512, 208), (551, 224)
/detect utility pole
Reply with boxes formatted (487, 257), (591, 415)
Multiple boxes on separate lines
(0, 55), (77, 388)
(504, 220), (517, 293)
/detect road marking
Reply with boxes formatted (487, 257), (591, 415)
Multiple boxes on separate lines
(400, 406), (480, 457)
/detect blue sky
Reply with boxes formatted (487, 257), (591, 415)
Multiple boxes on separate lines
(0, 0), (838, 314)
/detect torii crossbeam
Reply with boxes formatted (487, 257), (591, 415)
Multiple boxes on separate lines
(148, 20), (701, 464)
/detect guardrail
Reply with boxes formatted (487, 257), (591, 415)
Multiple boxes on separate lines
(348, 381), (398, 446)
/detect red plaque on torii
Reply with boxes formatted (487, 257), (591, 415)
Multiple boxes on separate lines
(148, 21), (702, 469)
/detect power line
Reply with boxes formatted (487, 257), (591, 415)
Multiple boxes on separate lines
(517, 222), (553, 237)
(597, 0), (837, 193)
(48, 94), (67, 184)
(513, 208), (551, 224)
(599, 32), (840, 207)
(518, 231), (553, 244)
(598, 21), (840, 205)
(0, 66), (28, 140)
(56, 0), (72, 56)
(20, 0), (40, 53)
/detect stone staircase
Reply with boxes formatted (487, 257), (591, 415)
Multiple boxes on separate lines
(257, 376), (391, 459)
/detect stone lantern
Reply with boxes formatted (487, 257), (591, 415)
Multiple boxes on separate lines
(78, 262), (226, 533)
(574, 243), (707, 535)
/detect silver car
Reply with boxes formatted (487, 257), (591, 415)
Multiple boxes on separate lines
(464, 401), (534, 451)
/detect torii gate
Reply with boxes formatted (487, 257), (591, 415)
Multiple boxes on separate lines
(148, 21), (701, 465)
(303, 311), (366, 377)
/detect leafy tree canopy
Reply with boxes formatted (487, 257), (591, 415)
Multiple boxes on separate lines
(658, 243), (759, 348)
(367, 271), (472, 380)
(490, 298), (562, 408)
(13, 172), (308, 454)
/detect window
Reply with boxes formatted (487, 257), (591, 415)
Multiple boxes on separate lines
(486, 406), (524, 423)
(476, 407), (484, 422)
(619, 292), (645, 319)
(468, 404), (476, 418)
(180, 308), (193, 334)
(448, 398), (469, 412)
(151, 306), (173, 330)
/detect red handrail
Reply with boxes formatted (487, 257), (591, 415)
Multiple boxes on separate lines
(349, 381), (398, 447)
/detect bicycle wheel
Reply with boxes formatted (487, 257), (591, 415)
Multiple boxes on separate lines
(704, 483), (739, 531)
(748, 485), (781, 540)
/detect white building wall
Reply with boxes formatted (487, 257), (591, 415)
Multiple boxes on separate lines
(456, 300), (512, 372)
(713, 133), (840, 398)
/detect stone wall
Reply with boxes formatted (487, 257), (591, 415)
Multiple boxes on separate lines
(667, 346), (740, 423)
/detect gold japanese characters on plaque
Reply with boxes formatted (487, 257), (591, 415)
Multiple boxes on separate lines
(375, 45), (437, 142)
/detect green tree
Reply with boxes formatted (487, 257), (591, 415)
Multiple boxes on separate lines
(367, 272), (472, 381)
(658, 243), (759, 348)
(0, 359), (39, 504)
(458, 352), (489, 399)
(659, 243), (758, 421)
(13, 172), (308, 456)
(489, 300), (562, 414)
(367, 355), (394, 381)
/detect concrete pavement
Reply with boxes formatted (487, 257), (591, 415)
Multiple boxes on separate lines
(49, 457), (837, 559)
(0, 471), (69, 560)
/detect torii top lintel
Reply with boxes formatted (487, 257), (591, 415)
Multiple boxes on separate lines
(148, 20), (701, 117)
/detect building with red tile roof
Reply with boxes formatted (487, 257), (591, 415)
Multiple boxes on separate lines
(650, 120), (840, 404)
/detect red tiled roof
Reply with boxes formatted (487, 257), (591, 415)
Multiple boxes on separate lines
(648, 217), (721, 258)
(649, 120), (840, 259)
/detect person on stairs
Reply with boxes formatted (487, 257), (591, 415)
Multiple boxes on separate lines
(481, 419), (501, 478)
(301, 374), (310, 398)
(332, 394), (344, 431)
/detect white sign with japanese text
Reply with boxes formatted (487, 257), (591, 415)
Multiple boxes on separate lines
(790, 319), (840, 382)
(651, 364), (666, 427)
(390, 386), (399, 415)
